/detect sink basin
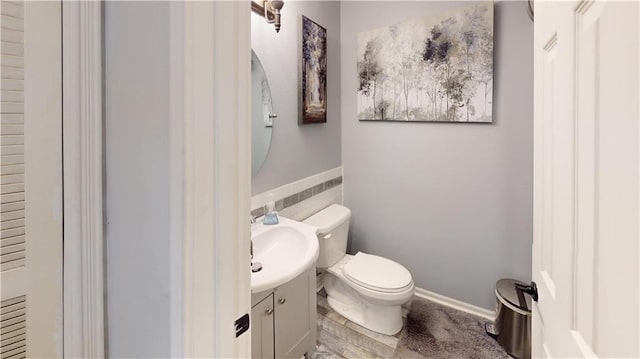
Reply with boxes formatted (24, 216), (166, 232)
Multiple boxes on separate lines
(251, 216), (319, 293)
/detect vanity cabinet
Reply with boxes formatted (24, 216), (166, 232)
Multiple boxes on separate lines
(251, 266), (316, 359)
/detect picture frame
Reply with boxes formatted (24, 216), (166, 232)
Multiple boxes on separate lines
(356, 2), (494, 123)
(299, 15), (327, 124)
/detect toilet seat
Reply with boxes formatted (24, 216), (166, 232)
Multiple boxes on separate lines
(343, 252), (413, 293)
(326, 252), (415, 306)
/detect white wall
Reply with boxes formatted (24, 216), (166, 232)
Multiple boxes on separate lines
(340, 1), (534, 310)
(104, 2), (171, 357)
(251, 1), (341, 194)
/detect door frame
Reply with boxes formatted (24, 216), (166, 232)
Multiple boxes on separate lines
(62, 1), (105, 357)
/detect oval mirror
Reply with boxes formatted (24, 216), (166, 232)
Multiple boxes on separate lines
(251, 50), (274, 177)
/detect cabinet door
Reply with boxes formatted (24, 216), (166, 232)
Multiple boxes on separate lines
(251, 294), (274, 359)
(275, 267), (316, 359)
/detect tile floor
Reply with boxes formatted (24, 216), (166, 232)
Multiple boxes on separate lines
(312, 291), (405, 358)
(312, 290), (510, 359)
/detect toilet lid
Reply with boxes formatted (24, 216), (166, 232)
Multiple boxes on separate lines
(343, 252), (412, 292)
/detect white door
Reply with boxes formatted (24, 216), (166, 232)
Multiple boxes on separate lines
(533, 1), (639, 358)
(1, 1), (63, 358)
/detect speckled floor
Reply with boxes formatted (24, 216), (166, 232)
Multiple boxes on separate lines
(312, 290), (510, 359)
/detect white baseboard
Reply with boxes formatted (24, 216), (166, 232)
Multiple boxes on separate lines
(414, 287), (495, 321)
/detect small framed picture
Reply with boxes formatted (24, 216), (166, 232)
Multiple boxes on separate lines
(299, 15), (327, 124)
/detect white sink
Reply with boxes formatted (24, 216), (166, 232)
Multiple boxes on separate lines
(251, 216), (319, 293)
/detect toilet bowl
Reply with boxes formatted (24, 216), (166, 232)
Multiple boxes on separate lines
(304, 204), (415, 335)
(324, 252), (415, 335)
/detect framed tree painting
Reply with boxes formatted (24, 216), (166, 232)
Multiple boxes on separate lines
(357, 2), (494, 123)
(299, 15), (327, 124)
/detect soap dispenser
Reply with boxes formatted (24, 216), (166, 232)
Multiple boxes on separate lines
(263, 201), (279, 225)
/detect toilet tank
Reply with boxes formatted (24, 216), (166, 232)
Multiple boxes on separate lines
(303, 204), (351, 268)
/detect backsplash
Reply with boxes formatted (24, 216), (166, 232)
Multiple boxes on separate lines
(251, 167), (343, 222)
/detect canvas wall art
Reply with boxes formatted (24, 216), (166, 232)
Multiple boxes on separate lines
(299, 15), (327, 124)
(357, 2), (494, 123)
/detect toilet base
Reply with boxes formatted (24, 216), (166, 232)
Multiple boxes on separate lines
(324, 274), (404, 336)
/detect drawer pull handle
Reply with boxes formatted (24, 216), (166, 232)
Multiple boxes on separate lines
(265, 307), (273, 316)
(278, 297), (286, 304)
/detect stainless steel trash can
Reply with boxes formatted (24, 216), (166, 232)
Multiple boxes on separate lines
(487, 278), (535, 359)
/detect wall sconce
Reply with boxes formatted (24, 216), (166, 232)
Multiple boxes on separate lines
(251, 0), (284, 33)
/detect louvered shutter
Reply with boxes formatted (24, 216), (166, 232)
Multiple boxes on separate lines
(1, 2), (27, 358)
(1, 1), (62, 357)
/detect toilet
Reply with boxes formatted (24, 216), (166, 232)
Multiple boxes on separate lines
(304, 204), (415, 335)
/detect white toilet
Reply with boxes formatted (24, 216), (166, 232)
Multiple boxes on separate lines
(304, 204), (415, 335)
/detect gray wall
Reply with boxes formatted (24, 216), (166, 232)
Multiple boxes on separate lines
(251, 1), (341, 194)
(105, 2), (171, 356)
(340, 1), (533, 310)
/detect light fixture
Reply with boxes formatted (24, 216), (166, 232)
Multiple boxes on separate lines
(251, 0), (285, 33)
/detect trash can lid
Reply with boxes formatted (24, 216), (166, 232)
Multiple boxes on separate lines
(496, 278), (532, 313)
